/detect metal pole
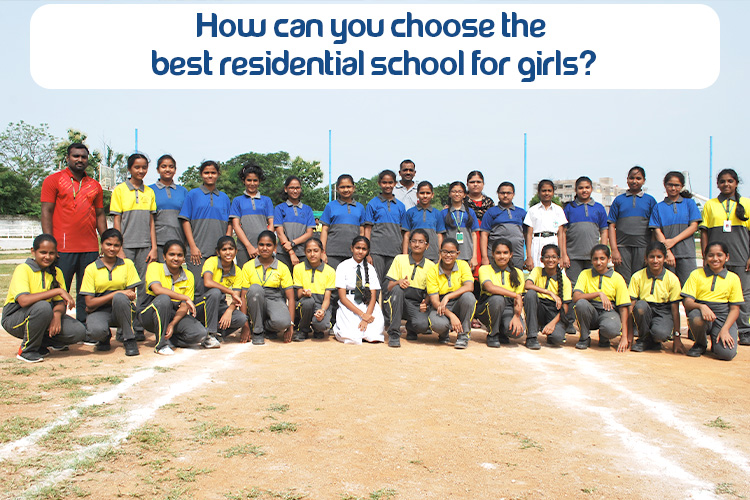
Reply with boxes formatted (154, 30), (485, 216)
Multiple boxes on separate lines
(135, 128), (138, 153)
(523, 133), (528, 207)
(709, 135), (713, 198)
(328, 130), (332, 202)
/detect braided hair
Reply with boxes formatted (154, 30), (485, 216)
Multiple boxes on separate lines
(32, 234), (61, 289)
(542, 243), (569, 326)
(351, 236), (372, 303)
(717, 169), (748, 221)
(491, 238), (521, 289)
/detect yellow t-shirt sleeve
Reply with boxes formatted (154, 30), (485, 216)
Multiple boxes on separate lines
(185, 270), (195, 301)
(667, 272), (682, 302)
(614, 275), (630, 307)
(728, 273), (745, 304)
(201, 257), (216, 278)
(512, 267), (526, 294)
(573, 272), (588, 294)
(459, 261), (474, 285)
(145, 262), (162, 292)
(562, 275), (573, 302)
(528, 267), (541, 285)
(279, 264), (294, 289)
(477, 265), (492, 287)
(292, 263), (304, 288)
(681, 270), (698, 299)
(425, 266), (440, 295)
(386, 257), (403, 282)
(79, 263), (97, 296)
(325, 267), (336, 290)
(627, 271), (641, 300)
(110, 185), (124, 214)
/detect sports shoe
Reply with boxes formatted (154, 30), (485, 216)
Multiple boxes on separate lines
(82, 338), (98, 346)
(264, 331), (278, 340)
(686, 344), (706, 358)
(48, 343), (69, 352)
(124, 339), (140, 357)
(252, 334), (265, 345)
(313, 331), (325, 339)
(438, 334), (450, 345)
(454, 334), (469, 349)
(486, 334), (500, 348)
(631, 339), (647, 352)
(292, 331), (306, 342)
(575, 337), (591, 350)
(498, 334), (510, 345)
(388, 334), (401, 348)
(546, 335), (563, 347)
(156, 345), (175, 356)
(739, 332), (750, 346)
(525, 337), (541, 350)
(134, 330), (146, 342)
(95, 338), (111, 352)
(405, 332), (418, 341)
(202, 335), (221, 349)
(17, 351), (43, 363)
(38, 345), (50, 357)
(598, 338), (611, 348)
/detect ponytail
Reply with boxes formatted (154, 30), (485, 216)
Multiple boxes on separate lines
(509, 266), (521, 290)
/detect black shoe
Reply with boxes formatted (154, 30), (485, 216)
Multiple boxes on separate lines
(134, 330), (146, 342)
(486, 334), (500, 348)
(687, 344), (706, 357)
(454, 335), (468, 349)
(17, 351), (43, 363)
(388, 334), (401, 348)
(124, 339), (140, 357)
(565, 324), (577, 335)
(438, 334), (450, 345)
(498, 334), (510, 345)
(525, 337), (541, 350)
(546, 335), (563, 347)
(264, 331), (278, 340)
(739, 332), (750, 346)
(598, 338), (611, 348)
(576, 337), (591, 350)
(292, 331), (306, 342)
(252, 334), (265, 345)
(38, 345), (50, 357)
(48, 343), (69, 352)
(95, 338), (111, 352)
(631, 339), (647, 352)
(313, 331), (324, 339)
(406, 332), (418, 341)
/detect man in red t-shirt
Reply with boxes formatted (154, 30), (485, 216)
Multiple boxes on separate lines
(41, 143), (107, 322)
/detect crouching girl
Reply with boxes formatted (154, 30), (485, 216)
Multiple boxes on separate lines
(293, 238), (336, 341)
(524, 244), (571, 348)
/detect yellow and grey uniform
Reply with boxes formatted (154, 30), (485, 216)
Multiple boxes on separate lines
(139, 262), (207, 351)
(682, 267), (744, 361)
(628, 267), (681, 343)
(475, 263), (526, 342)
(700, 195), (750, 338)
(293, 260), (336, 335)
(524, 266), (572, 346)
(425, 259), (476, 340)
(2, 259), (85, 354)
(237, 258), (294, 337)
(382, 254), (435, 338)
(573, 268), (630, 342)
(79, 257), (142, 343)
(195, 256), (247, 338)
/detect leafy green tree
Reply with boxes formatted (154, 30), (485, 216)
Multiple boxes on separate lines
(528, 194), (563, 207)
(179, 151), (328, 210)
(0, 121), (59, 188)
(354, 175), (379, 204)
(433, 182), (451, 209)
(0, 167), (40, 216)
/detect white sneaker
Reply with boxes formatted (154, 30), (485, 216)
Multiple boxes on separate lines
(156, 345), (175, 356)
(202, 335), (221, 349)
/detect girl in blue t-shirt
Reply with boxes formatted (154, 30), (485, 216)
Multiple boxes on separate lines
(439, 181), (480, 270)
(402, 181), (442, 263)
(150, 154), (188, 261)
(274, 175), (315, 272)
(320, 174), (365, 270)
(230, 163), (274, 268)
(364, 169), (407, 285)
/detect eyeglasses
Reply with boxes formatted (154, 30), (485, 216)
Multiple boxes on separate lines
(441, 250), (458, 256)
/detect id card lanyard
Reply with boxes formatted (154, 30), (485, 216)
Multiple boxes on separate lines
(723, 199), (734, 233)
(452, 210), (465, 243)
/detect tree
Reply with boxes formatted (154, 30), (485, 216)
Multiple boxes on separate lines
(0, 121), (59, 187)
(528, 194), (563, 207)
(433, 182), (451, 209)
(179, 151), (328, 210)
(354, 174), (379, 204)
(0, 166), (40, 216)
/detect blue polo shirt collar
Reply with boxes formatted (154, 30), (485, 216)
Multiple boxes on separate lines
(337, 199), (357, 207)
(573, 198), (595, 207)
(199, 185), (219, 195)
(664, 196), (683, 205)
(244, 191), (261, 199)
(155, 180), (176, 191)
(286, 200), (303, 208)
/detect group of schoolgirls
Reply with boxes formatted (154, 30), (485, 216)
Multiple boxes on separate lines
(4, 156), (749, 363)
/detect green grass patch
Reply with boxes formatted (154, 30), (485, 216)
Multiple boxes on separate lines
(715, 482), (744, 497)
(39, 376), (86, 390)
(194, 403), (216, 412)
(153, 366), (174, 373)
(0, 379), (27, 401)
(705, 417), (733, 430)
(266, 403), (290, 414)
(92, 375), (122, 385)
(5, 365), (43, 376)
(0, 415), (45, 442)
(66, 389), (93, 401)
(176, 467), (212, 482)
(369, 489), (397, 500)
(39, 420), (82, 450)
(268, 422), (297, 434)
(28, 481), (91, 499)
(191, 422), (244, 443)
(581, 487), (597, 494)
(220, 444), (266, 458)
(128, 425), (172, 451)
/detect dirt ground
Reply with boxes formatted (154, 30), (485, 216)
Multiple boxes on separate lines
(0, 324), (749, 500)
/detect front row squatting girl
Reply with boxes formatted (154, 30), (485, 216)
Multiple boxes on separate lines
(80, 229), (142, 356)
(682, 241), (744, 361)
(383, 228), (435, 347)
(238, 231), (295, 345)
(572, 244), (631, 350)
(333, 236), (385, 344)
(2, 234), (85, 363)
(139, 240), (208, 356)
(425, 238), (477, 349)
(524, 244), (572, 348)
(475, 239), (527, 348)
(626, 241), (683, 353)
(292, 238), (336, 341)
(195, 236), (247, 345)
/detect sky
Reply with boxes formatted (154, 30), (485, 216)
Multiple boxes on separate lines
(1, 0), (748, 205)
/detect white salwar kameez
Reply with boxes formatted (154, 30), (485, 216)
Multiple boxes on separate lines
(333, 258), (385, 344)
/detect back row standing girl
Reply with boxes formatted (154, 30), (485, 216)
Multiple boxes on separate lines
(179, 161), (232, 283)
(439, 181), (479, 270)
(402, 181), (441, 263)
(274, 175), (316, 271)
(364, 170), (406, 284)
(321, 174), (365, 269)
(524, 179), (567, 269)
(150, 155), (188, 260)
(699, 168), (750, 345)
(231, 163), (274, 268)
(608, 166), (657, 283)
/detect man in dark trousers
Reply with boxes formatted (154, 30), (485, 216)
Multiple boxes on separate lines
(41, 143), (107, 322)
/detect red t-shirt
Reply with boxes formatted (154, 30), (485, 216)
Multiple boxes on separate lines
(40, 168), (103, 253)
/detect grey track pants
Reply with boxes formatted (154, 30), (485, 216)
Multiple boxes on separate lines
(139, 295), (207, 350)
(2, 301), (85, 354)
(123, 247), (149, 333)
(195, 288), (247, 336)
(382, 286), (430, 336)
(574, 299), (623, 341)
(687, 307), (737, 361)
(245, 284), (292, 335)
(614, 245), (646, 284)
(428, 292), (476, 337)
(296, 296), (332, 333)
(475, 295), (526, 340)
(86, 293), (137, 342)
(726, 265), (750, 335)
(523, 290), (566, 345)
(631, 300), (673, 343)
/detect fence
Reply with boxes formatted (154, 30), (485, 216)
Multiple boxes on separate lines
(0, 216), (41, 239)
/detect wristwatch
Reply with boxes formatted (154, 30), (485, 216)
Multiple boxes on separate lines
(673, 331), (681, 338)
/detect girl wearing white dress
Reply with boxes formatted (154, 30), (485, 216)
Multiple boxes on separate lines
(333, 236), (385, 344)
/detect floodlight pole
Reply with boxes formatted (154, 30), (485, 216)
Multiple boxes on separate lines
(135, 128), (138, 153)
(328, 130), (332, 202)
(523, 133), (528, 207)
(709, 135), (713, 198)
